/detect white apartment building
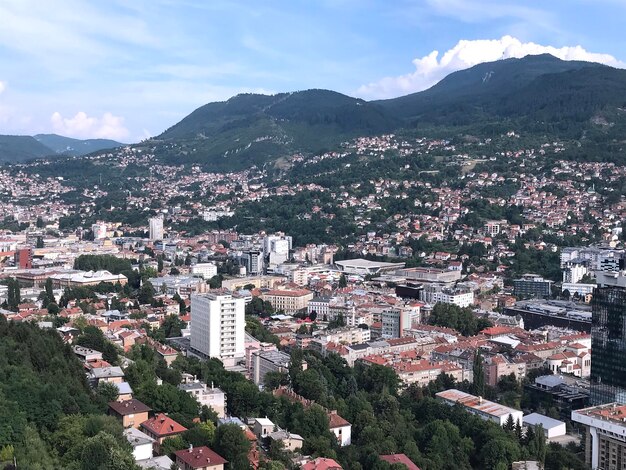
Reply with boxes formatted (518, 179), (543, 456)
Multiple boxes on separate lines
(149, 216), (164, 241)
(423, 284), (474, 308)
(178, 377), (226, 418)
(91, 222), (108, 240)
(190, 293), (245, 367)
(190, 263), (218, 279)
(563, 261), (588, 284)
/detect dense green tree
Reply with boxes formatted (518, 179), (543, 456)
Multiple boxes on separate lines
(6, 278), (21, 311)
(428, 303), (492, 337)
(214, 424), (251, 470)
(183, 421), (216, 448)
(472, 350), (485, 397)
(96, 382), (119, 403)
(75, 326), (119, 364)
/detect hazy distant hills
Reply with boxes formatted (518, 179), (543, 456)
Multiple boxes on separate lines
(150, 54), (626, 170)
(0, 134), (124, 162)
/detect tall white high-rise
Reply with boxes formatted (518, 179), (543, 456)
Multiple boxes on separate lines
(190, 293), (245, 367)
(149, 216), (164, 241)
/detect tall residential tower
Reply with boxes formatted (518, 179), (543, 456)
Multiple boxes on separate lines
(190, 293), (245, 367)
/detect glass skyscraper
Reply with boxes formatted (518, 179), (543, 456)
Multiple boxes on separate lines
(590, 286), (626, 405)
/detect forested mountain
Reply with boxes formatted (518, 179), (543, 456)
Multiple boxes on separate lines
(148, 54), (626, 170)
(5, 55), (626, 168)
(375, 54), (608, 124)
(153, 89), (399, 170)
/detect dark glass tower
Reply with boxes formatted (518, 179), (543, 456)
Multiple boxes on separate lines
(590, 286), (626, 405)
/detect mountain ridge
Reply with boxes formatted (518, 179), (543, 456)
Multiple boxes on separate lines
(0, 133), (125, 162)
(3, 54), (626, 167)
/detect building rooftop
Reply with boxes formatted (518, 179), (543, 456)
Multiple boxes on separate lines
(108, 399), (151, 416)
(380, 454), (421, 470)
(124, 427), (155, 447)
(141, 413), (187, 437)
(174, 446), (227, 469)
(573, 403), (626, 426)
(523, 413), (565, 430)
(436, 389), (521, 418)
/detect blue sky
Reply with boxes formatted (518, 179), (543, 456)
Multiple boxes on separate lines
(0, 0), (624, 142)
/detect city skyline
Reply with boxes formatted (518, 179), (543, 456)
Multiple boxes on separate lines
(1, 0), (625, 141)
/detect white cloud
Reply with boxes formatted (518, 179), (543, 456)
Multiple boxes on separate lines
(357, 36), (625, 99)
(0, 81), (5, 94)
(51, 111), (129, 141)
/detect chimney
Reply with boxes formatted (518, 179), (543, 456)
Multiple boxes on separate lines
(189, 444), (193, 452)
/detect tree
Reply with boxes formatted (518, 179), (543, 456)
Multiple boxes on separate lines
(183, 421), (216, 448)
(472, 350), (485, 397)
(264, 371), (289, 391)
(161, 436), (188, 459)
(0, 444), (14, 462)
(6, 278), (21, 311)
(214, 424), (251, 470)
(97, 382), (119, 403)
(36, 236), (44, 248)
(138, 281), (155, 305)
(338, 274), (348, 288)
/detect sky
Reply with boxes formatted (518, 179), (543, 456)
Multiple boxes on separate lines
(1, 0), (625, 142)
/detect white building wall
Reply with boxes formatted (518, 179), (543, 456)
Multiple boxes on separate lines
(190, 293), (245, 365)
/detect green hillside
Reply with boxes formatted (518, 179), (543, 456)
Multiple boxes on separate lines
(147, 55), (626, 169)
(0, 135), (54, 162)
(154, 89), (399, 170)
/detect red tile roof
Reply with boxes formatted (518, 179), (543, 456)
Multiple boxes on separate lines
(302, 457), (343, 470)
(327, 411), (350, 429)
(380, 454), (421, 470)
(175, 446), (227, 468)
(141, 413), (187, 437)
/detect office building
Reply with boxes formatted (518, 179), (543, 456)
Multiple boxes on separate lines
(239, 250), (263, 275)
(149, 216), (164, 241)
(381, 307), (414, 338)
(572, 403), (626, 470)
(14, 247), (33, 269)
(262, 289), (314, 315)
(190, 263), (218, 279)
(590, 286), (626, 405)
(513, 274), (553, 298)
(190, 293), (245, 367)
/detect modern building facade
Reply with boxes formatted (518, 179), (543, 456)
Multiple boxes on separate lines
(149, 216), (164, 241)
(190, 293), (245, 367)
(513, 274), (553, 299)
(572, 403), (626, 470)
(591, 286), (626, 405)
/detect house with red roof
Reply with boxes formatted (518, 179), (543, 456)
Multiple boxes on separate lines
(328, 410), (351, 447)
(174, 446), (226, 470)
(140, 413), (188, 454)
(302, 457), (343, 470)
